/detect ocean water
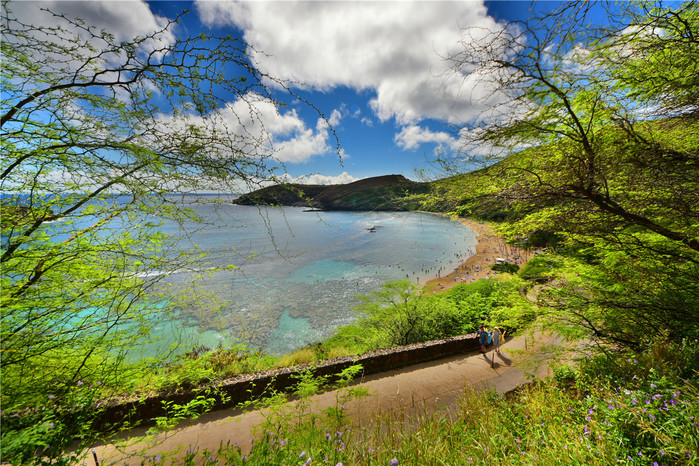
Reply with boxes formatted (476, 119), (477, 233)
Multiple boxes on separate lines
(4, 193), (478, 356)
(149, 196), (478, 355)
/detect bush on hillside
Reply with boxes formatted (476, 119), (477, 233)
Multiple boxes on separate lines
(518, 254), (563, 282)
(491, 262), (520, 274)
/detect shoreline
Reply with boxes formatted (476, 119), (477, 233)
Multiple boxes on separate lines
(424, 218), (534, 292)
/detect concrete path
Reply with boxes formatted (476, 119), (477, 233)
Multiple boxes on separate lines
(84, 330), (570, 465)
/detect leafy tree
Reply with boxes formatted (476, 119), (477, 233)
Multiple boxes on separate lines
(444, 1), (699, 349)
(354, 280), (431, 347)
(0, 2), (331, 461)
(491, 262), (519, 274)
(347, 279), (533, 350)
(349, 280), (469, 348)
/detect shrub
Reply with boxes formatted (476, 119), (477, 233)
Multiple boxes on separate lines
(491, 262), (520, 274)
(518, 253), (563, 282)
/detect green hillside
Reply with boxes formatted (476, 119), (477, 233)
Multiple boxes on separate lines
(234, 174), (430, 211)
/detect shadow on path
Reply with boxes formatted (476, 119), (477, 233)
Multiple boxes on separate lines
(496, 352), (512, 365)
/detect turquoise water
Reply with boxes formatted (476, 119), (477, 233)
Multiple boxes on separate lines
(265, 310), (321, 355)
(289, 259), (373, 283)
(137, 196), (478, 355)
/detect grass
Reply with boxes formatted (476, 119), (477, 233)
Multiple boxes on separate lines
(275, 347), (317, 368)
(128, 338), (698, 466)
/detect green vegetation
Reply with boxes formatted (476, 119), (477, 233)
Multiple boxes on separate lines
(429, 0), (699, 350)
(517, 254), (563, 283)
(336, 183), (429, 211)
(2, 0), (698, 464)
(0, 3), (332, 462)
(491, 262), (520, 274)
(115, 338), (698, 465)
(235, 174), (429, 211)
(323, 277), (533, 353)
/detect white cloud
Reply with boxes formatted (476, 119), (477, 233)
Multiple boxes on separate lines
(328, 109), (343, 127)
(154, 93), (332, 164)
(7, 1), (175, 61)
(394, 125), (457, 151)
(195, 0), (506, 126)
(273, 123), (332, 163)
(288, 171), (358, 185)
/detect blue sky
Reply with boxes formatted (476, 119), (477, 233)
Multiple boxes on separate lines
(11, 1), (567, 186)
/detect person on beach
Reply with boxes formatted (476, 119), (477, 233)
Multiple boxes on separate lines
(476, 325), (488, 353)
(492, 327), (502, 353)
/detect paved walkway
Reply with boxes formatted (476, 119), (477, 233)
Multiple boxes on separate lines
(84, 329), (570, 465)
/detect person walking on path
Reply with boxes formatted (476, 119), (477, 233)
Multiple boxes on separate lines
(476, 325), (488, 353)
(492, 327), (503, 353)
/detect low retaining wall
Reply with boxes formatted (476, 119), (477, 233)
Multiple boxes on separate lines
(97, 334), (481, 429)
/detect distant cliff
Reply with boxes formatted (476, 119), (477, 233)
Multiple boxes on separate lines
(235, 174), (430, 211)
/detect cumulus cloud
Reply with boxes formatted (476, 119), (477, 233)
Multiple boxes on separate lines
(195, 0), (506, 126)
(394, 125), (458, 151)
(288, 171), (358, 185)
(153, 93), (333, 164)
(273, 117), (333, 163)
(328, 108), (343, 127)
(7, 1), (175, 60)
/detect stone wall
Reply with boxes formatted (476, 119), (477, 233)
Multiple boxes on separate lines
(97, 334), (481, 429)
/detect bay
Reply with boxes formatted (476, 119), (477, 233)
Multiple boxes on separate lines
(154, 195), (478, 355)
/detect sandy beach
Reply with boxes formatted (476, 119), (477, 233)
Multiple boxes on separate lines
(424, 218), (534, 292)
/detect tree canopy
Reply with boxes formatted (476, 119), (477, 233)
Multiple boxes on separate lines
(440, 0), (699, 349)
(0, 3), (332, 461)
